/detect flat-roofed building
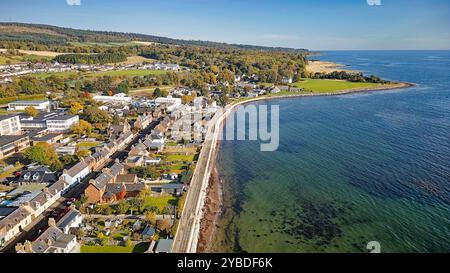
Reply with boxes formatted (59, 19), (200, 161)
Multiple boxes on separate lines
(0, 114), (21, 136)
(0, 135), (30, 160)
(46, 114), (79, 132)
(7, 100), (52, 112)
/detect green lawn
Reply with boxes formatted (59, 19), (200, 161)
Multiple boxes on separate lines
(80, 243), (149, 253)
(166, 154), (196, 163)
(0, 94), (47, 106)
(143, 195), (178, 213)
(77, 141), (100, 149)
(290, 79), (382, 93)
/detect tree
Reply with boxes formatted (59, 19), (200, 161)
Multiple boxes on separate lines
(76, 149), (91, 158)
(144, 211), (157, 225)
(157, 218), (172, 233)
(24, 106), (39, 118)
(71, 120), (93, 136)
(23, 142), (60, 167)
(69, 102), (83, 114)
(117, 201), (130, 215)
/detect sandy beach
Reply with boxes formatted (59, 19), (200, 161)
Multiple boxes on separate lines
(306, 60), (355, 74)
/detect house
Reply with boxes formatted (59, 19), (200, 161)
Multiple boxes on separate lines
(155, 96), (182, 112)
(141, 225), (156, 241)
(93, 93), (132, 105)
(15, 218), (78, 253)
(45, 114), (79, 132)
(7, 100), (55, 112)
(0, 134), (30, 160)
(0, 114), (21, 136)
(57, 208), (83, 234)
(128, 142), (149, 157)
(144, 134), (165, 152)
(151, 183), (184, 196)
(124, 183), (146, 198)
(103, 184), (126, 203)
(0, 204), (34, 247)
(281, 77), (293, 84)
(84, 161), (125, 203)
(108, 122), (131, 140)
(125, 155), (144, 168)
(155, 238), (173, 253)
(269, 86), (281, 94)
(116, 174), (138, 184)
(134, 113), (153, 130)
(14, 168), (57, 186)
(60, 158), (91, 186)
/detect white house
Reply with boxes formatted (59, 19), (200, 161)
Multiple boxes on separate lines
(61, 160), (90, 186)
(93, 93), (132, 104)
(155, 96), (182, 112)
(57, 209), (83, 234)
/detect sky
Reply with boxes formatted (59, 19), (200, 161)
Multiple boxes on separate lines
(0, 0), (449, 50)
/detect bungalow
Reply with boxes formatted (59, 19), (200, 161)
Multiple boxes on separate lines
(151, 183), (184, 196)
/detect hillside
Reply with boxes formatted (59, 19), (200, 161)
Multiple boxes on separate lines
(0, 22), (308, 53)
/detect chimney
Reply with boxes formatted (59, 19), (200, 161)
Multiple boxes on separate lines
(48, 218), (56, 227)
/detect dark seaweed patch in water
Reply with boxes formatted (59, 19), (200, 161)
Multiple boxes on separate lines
(278, 199), (350, 246)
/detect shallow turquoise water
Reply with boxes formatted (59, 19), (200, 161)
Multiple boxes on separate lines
(213, 51), (450, 253)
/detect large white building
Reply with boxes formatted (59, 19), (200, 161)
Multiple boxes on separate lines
(0, 114), (21, 136)
(7, 100), (52, 111)
(93, 93), (132, 104)
(155, 96), (182, 112)
(46, 114), (79, 132)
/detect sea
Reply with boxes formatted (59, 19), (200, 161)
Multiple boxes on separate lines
(212, 51), (450, 253)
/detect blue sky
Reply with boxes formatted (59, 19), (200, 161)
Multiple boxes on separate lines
(0, 0), (449, 50)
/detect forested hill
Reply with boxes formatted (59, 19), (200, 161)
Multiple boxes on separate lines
(0, 22), (308, 53)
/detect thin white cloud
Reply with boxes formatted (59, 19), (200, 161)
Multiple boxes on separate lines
(367, 0), (382, 6)
(66, 0), (81, 6)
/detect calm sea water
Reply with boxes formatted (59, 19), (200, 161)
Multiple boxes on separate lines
(213, 51), (450, 253)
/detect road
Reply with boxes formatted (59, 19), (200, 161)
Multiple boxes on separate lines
(172, 107), (228, 253)
(0, 120), (159, 253)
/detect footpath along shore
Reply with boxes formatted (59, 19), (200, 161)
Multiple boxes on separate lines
(195, 81), (415, 253)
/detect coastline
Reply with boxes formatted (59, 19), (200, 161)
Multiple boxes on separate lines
(196, 80), (415, 252)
